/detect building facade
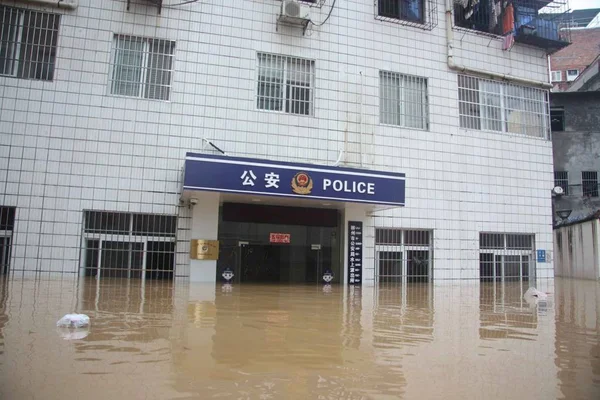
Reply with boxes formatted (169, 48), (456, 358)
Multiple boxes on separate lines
(552, 91), (600, 224)
(1, 0), (561, 285)
(550, 27), (600, 91)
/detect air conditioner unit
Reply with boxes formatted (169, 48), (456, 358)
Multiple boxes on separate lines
(279, 0), (311, 25)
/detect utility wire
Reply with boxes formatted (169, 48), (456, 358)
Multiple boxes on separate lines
(163, 0), (199, 8)
(310, 0), (337, 27)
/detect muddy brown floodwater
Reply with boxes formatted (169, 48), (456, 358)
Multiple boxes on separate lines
(0, 277), (598, 400)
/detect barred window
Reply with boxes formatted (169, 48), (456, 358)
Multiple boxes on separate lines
(582, 171), (598, 197)
(82, 211), (177, 280)
(375, 228), (432, 283)
(0, 6), (60, 81)
(110, 35), (175, 101)
(554, 171), (569, 195)
(1, 206), (16, 275)
(458, 75), (549, 139)
(378, 0), (424, 24)
(257, 53), (314, 116)
(380, 71), (428, 129)
(479, 233), (535, 282)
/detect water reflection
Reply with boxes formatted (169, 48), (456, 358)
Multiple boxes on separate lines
(554, 279), (600, 400)
(479, 282), (539, 341)
(0, 277), (598, 399)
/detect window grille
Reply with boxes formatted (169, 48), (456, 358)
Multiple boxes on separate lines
(380, 71), (428, 129)
(110, 35), (175, 101)
(257, 53), (314, 116)
(554, 171), (569, 195)
(479, 233), (535, 282)
(458, 75), (549, 139)
(375, 229), (432, 283)
(0, 206), (16, 275)
(82, 211), (177, 280)
(582, 171), (598, 197)
(375, 0), (438, 30)
(0, 6), (60, 81)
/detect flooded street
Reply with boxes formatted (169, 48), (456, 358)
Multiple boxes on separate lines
(0, 277), (598, 400)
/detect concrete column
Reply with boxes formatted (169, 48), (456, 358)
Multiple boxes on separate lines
(189, 192), (220, 283)
(342, 205), (369, 287)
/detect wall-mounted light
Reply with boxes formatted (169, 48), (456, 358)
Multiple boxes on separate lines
(556, 209), (572, 221)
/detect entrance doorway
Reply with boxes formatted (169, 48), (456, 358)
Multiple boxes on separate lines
(217, 203), (340, 284)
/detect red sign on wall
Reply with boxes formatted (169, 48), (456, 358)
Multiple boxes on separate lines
(270, 233), (291, 244)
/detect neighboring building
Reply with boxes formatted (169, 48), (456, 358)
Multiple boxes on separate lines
(554, 213), (600, 280)
(0, 0), (566, 285)
(550, 27), (600, 91)
(541, 7), (600, 29)
(551, 90), (600, 224)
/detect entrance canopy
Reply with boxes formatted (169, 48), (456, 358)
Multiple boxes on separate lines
(182, 153), (406, 208)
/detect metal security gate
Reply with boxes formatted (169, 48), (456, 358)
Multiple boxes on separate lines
(479, 233), (535, 282)
(0, 207), (16, 275)
(81, 211), (177, 280)
(375, 229), (432, 283)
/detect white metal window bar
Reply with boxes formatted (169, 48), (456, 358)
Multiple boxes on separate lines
(479, 233), (535, 282)
(582, 171), (598, 197)
(380, 71), (429, 129)
(375, 228), (432, 283)
(110, 34), (175, 101)
(81, 211), (177, 280)
(0, 206), (16, 275)
(0, 5), (60, 81)
(257, 52), (315, 116)
(554, 171), (569, 195)
(458, 75), (550, 139)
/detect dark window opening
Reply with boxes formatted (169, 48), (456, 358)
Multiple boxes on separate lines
(582, 171), (598, 197)
(554, 171), (569, 195)
(550, 108), (564, 132)
(379, 0), (424, 24)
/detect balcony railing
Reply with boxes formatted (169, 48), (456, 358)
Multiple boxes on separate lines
(454, 0), (571, 53)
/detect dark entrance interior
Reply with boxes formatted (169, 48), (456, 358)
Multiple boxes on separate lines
(217, 202), (341, 284)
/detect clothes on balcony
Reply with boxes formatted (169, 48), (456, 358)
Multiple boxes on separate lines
(503, 3), (515, 34)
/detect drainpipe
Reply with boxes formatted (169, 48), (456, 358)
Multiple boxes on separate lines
(445, 1), (552, 89)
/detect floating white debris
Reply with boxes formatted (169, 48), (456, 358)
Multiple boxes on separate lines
(524, 287), (548, 301)
(56, 313), (90, 328)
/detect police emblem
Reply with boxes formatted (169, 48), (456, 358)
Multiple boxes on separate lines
(291, 172), (313, 195)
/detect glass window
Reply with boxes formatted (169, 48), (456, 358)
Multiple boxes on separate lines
(110, 35), (175, 100)
(0, 6), (60, 81)
(257, 53), (314, 116)
(380, 71), (428, 129)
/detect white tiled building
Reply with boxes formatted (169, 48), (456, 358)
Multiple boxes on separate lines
(0, 0), (563, 284)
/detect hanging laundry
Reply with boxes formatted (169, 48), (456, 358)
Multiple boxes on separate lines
(503, 2), (515, 35)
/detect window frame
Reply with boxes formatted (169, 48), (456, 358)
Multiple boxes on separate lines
(554, 171), (569, 195)
(109, 34), (176, 101)
(566, 69), (579, 82)
(377, 0), (426, 25)
(256, 52), (315, 116)
(0, 5), (60, 81)
(582, 171), (598, 197)
(550, 71), (562, 82)
(379, 70), (429, 130)
(458, 75), (550, 139)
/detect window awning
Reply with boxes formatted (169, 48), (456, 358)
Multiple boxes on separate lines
(181, 153), (406, 208)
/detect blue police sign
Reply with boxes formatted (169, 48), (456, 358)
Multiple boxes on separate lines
(183, 153), (406, 206)
(537, 250), (546, 263)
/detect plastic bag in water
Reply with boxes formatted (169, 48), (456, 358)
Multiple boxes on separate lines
(56, 314), (90, 328)
(524, 287), (548, 300)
